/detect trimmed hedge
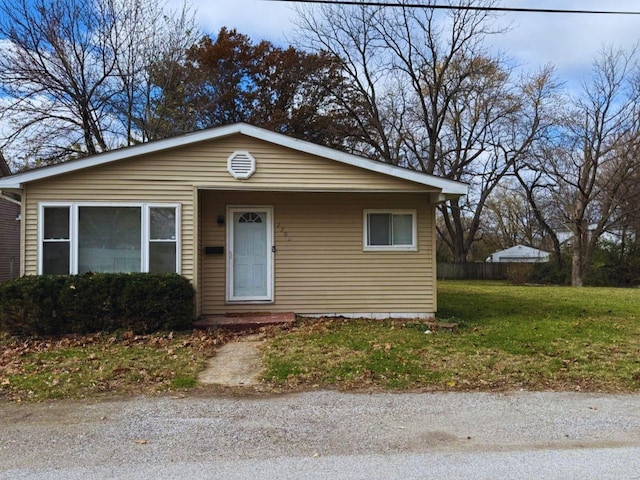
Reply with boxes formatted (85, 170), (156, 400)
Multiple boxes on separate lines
(0, 273), (195, 336)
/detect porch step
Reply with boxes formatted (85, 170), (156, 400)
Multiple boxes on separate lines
(194, 312), (296, 331)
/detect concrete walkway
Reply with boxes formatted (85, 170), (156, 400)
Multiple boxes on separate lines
(197, 334), (264, 387)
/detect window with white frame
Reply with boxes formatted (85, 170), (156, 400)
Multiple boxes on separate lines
(363, 209), (417, 251)
(39, 203), (180, 275)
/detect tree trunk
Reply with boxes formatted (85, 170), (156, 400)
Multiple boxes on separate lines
(571, 250), (585, 287)
(571, 219), (589, 287)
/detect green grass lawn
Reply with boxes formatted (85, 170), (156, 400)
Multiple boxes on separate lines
(262, 281), (640, 392)
(3, 281), (640, 401)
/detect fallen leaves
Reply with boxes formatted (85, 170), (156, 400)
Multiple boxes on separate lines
(0, 330), (232, 401)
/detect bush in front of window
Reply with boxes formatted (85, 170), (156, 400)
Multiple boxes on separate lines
(0, 273), (195, 336)
(0, 275), (68, 336)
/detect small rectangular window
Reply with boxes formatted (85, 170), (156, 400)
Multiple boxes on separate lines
(148, 207), (177, 273)
(42, 206), (70, 275)
(364, 210), (417, 251)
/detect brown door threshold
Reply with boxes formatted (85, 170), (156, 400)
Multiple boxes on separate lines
(194, 312), (296, 330)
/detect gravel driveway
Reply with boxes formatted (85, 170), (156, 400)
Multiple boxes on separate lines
(1, 390), (640, 479)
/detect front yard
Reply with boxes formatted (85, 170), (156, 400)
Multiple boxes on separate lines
(1, 281), (640, 400)
(262, 281), (640, 391)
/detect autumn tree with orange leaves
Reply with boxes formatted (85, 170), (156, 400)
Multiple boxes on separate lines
(149, 28), (357, 149)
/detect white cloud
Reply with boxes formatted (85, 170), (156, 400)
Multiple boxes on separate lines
(179, 0), (640, 89)
(168, 0), (298, 42)
(489, 0), (640, 89)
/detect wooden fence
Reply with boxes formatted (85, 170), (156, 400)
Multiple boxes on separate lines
(437, 262), (510, 280)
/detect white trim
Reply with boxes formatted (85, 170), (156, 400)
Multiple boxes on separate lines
(363, 209), (418, 252)
(197, 186), (429, 193)
(147, 203), (181, 274)
(226, 205), (274, 303)
(0, 123), (467, 196)
(303, 312), (435, 320)
(38, 203), (72, 275)
(38, 201), (180, 275)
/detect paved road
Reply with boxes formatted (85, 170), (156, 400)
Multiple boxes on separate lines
(1, 391), (640, 479)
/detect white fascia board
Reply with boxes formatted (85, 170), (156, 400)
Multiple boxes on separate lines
(238, 125), (468, 195)
(0, 123), (468, 196)
(0, 127), (241, 188)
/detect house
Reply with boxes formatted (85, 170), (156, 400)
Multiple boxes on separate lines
(0, 155), (20, 281)
(486, 244), (550, 263)
(0, 123), (467, 319)
(557, 226), (635, 246)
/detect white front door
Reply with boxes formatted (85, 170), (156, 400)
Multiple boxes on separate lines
(227, 206), (273, 302)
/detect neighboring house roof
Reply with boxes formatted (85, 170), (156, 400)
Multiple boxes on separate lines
(557, 227), (633, 245)
(486, 244), (550, 263)
(0, 154), (21, 205)
(0, 123), (468, 198)
(0, 153), (10, 177)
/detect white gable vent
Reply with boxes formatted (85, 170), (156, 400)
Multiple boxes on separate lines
(227, 151), (256, 179)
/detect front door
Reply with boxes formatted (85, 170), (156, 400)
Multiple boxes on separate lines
(227, 206), (273, 302)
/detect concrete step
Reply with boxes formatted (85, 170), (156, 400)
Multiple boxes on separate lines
(194, 312), (296, 331)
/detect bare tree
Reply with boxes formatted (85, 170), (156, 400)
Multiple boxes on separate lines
(513, 153), (566, 269)
(482, 180), (547, 250)
(294, 0), (558, 262)
(0, 0), (196, 168)
(517, 47), (640, 286)
(107, 0), (197, 145)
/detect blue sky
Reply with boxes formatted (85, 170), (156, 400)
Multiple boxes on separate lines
(182, 0), (640, 92)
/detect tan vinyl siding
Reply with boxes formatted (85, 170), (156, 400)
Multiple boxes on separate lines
(21, 133), (438, 315)
(200, 191), (435, 315)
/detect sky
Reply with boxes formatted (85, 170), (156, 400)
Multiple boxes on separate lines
(178, 0), (640, 92)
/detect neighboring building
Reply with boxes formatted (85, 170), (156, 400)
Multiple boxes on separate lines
(486, 244), (550, 263)
(557, 227), (635, 246)
(0, 123), (467, 319)
(0, 155), (20, 281)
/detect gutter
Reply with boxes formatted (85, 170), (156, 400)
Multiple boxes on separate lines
(0, 190), (22, 206)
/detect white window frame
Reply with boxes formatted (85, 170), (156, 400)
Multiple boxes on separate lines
(38, 202), (181, 274)
(363, 209), (418, 252)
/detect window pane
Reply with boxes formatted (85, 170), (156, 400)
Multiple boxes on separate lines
(393, 214), (413, 245)
(368, 213), (391, 245)
(78, 207), (141, 273)
(43, 242), (70, 275)
(43, 207), (69, 239)
(150, 207), (176, 240)
(149, 242), (177, 273)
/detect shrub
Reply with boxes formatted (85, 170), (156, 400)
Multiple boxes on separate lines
(0, 273), (195, 336)
(529, 260), (571, 285)
(586, 242), (640, 287)
(0, 275), (68, 335)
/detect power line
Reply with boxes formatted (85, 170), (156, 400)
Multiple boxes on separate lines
(263, 0), (640, 15)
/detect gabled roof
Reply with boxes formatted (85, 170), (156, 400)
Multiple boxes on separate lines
(0, 123), (467, 196)
(487, 244), (550, 260)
